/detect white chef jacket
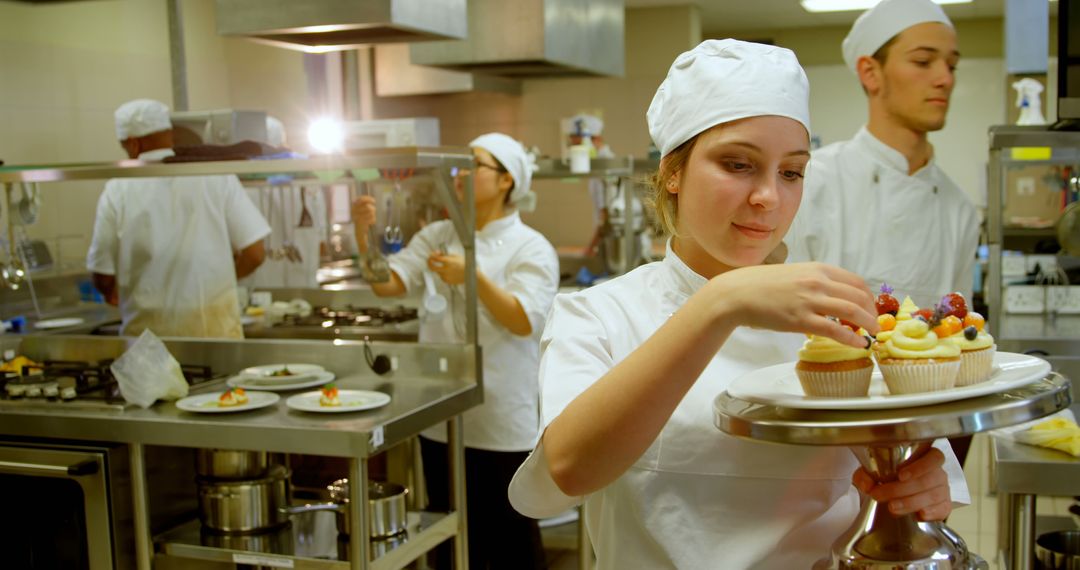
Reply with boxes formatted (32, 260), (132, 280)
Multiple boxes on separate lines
(86, 149), (270, 338)
(508, 244), (970, 569)
(242, 185), (327, 289)
(387, 212), (559, 451)
(787, 127), (980, 307)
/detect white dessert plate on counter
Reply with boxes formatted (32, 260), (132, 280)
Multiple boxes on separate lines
(727, 352), (1051, 410)
(176, 391), (280, 414)
(34, 317), (85, 330)
(227, 371), (336, 392)
(285, 390), (391, 413)
(242, 363), (324, 377)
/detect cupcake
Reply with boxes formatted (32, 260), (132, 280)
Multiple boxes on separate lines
(872, 293), (915, 356)
(876, 317), (961, 394)
(796, 334), (874, 397)
(937, 292), (995, 385)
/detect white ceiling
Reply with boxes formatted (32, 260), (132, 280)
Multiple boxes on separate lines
(623, 0), (1050, 33)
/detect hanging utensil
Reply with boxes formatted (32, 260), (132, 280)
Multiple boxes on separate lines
(382, 183), (404, 253)
(297, 187), (314, 228)
(358, 181), (390, 283)
(4, 185), (24, 290)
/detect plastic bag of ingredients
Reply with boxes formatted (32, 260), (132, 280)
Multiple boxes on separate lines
(111, 330), (189, 408)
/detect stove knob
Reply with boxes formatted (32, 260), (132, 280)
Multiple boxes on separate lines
(26, 386), (42, 398)
(6, 384), (25, 397)
(43, 385), (59, 398)
(60, 386), (77, 400)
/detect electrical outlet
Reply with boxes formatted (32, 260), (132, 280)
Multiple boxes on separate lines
(1046, 285), (1080, 314)
(1026, 254), (1058, 274)
(1005, 285), (1045, 314)
(1002, 254), (1027, 277)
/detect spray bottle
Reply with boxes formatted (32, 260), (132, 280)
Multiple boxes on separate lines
(1013, 78), (1047, 126)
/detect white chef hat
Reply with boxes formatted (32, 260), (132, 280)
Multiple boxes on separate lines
(266, 116), (287, 147)
(469, 133), (539, 212)
(647, 39), (810, 158)
(114, 99), (172, 141)
(842, 0), (953, 74)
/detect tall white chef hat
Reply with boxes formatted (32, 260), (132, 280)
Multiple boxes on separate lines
(114, 99), (172, 141)
(841, 0), (953, 74)
(266, 116), (287, 148)
(647, 39), (810, 157)
(469, 133), (539, 212)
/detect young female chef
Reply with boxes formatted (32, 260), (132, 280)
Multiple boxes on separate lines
(508, 39), (969, 569)
(352, 133), (558, 569)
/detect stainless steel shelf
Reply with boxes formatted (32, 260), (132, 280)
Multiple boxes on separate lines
(989, 126), (1080, 150)
(156, 510), (459, 570)
(0, 147), (473, 183)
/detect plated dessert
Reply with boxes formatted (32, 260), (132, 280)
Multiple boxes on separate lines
(319, 384), (341, 407)
(217, 388), (249, 407)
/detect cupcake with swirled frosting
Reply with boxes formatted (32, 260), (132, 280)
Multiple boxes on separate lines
(795, 334), (873, 397)
(876, 318), (961, 394)
(948, 311), (995, 386)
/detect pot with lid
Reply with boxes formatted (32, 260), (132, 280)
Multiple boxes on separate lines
(196, 449), (269, 480)
(282, 478), (408, 538)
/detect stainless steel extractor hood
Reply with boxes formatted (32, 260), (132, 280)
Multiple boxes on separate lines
(409, 0), (624, 77)
(215, 0), (467, 53)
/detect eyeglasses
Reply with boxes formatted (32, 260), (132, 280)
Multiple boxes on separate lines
(452, 161), (506, 177)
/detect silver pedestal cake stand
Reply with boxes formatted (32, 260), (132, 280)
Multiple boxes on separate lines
(714, 372), (1072, 570)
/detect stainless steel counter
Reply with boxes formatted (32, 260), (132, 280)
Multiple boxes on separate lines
(0, 335), (479, 458)
(992, 403), (1080, 570)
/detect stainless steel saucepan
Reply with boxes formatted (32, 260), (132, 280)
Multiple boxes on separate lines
(198, 465), (289, 533)
(282, 479), (408, 538)
(195, 449), (269, 480)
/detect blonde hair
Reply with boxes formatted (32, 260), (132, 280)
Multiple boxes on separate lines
(646, 135), (699, 237)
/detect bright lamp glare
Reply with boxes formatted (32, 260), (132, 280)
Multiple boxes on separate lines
(307, 118), (345, 154)
(801, 0), (970, 12)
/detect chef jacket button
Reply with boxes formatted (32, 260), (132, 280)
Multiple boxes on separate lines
(933, 186), (938, 194)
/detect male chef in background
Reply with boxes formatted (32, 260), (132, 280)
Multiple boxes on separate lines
(786, 0), (981, 463)
(87, 98), (270, 338)
(788, 0), (978, 306)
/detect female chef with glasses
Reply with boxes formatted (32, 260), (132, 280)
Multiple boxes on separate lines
(508, 40), (968, 569)
(352, 133), (558, 569)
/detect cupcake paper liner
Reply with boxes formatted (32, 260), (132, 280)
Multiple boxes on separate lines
(877, 359), (960, 395)
(956, 345), (996, 387)
(796, 366), (873, 398)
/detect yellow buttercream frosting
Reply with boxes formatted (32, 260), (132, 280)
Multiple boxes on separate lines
(885, 319), (961, 359)
(896, 296), (918, 322)
(798, 335), (871, 363)
(949, 330), (994, 351)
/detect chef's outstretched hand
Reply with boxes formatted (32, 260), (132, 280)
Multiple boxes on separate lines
(350, 195), (377, 229)
(852, 447), (952, 521)
(428, 253), (466, 285)
(708, 262), (878, 348)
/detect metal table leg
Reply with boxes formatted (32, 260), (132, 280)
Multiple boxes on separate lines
(129, 443), (152, 570)
(349, 456), (371, 570)
(448, 415), (468, 569)
(1009, 493), (1036, 570)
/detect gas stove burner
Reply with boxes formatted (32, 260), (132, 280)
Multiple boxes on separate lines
(285, 304), (419, 328)
(0, 358), (218, 405)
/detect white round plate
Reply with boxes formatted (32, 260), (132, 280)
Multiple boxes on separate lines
(727, 351), (1051, 410)
(227, 371), (337, 392)
(176, 391), (280, 413)
(34, 317), (85, 330)
(286, 390), (391, 413)
(241, 363), (325, 378)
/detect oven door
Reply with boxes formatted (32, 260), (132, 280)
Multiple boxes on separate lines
(0, 444), (115, 570)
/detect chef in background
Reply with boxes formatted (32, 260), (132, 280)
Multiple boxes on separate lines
(352, 133), (558, 569)
(785, 0), (980, 464)
(787, 0), (979, 308)
(87, 99), (270, 338)
(241, 116), (328, 289)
